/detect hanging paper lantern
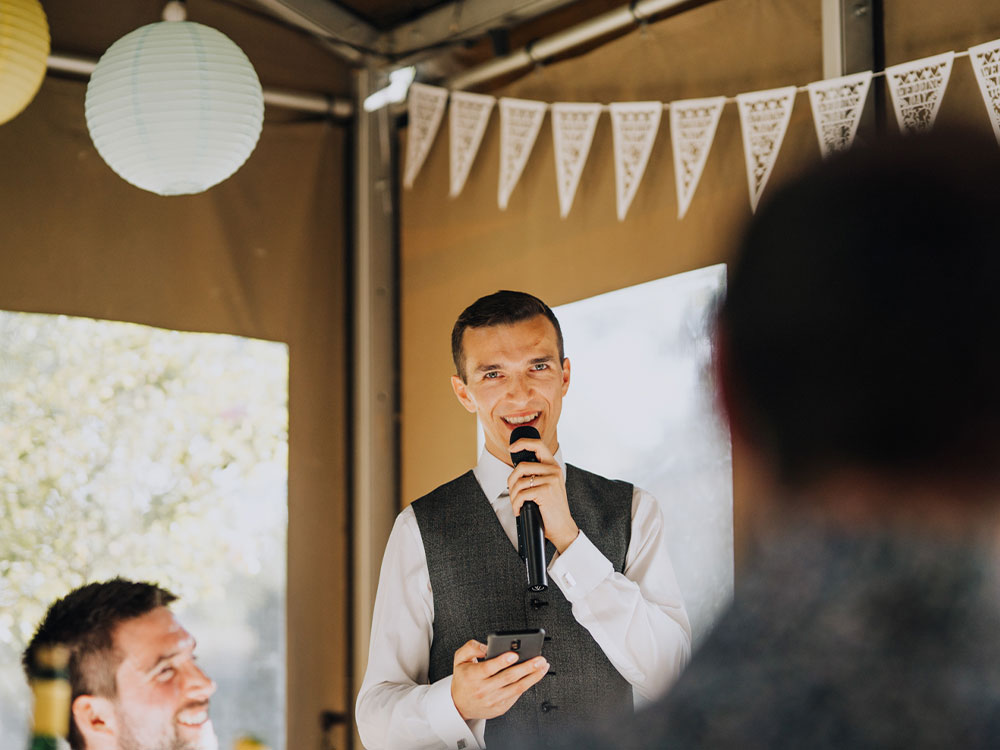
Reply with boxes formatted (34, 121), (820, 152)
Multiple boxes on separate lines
(0, 0), (50, 126)
(85, 21), (264, 196)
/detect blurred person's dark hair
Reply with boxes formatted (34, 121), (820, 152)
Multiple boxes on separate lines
(23, 577), (177, 750)
(452, 290), (565, 381)
(718, 127), (1000, 490)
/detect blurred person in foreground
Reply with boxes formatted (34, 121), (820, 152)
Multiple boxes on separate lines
(550, 129), (1000, 749)
(23, 577), (217, 750)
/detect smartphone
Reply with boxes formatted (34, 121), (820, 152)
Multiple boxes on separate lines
(485, 628), (546, 665)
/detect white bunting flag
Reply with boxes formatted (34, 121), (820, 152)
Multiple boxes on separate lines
(737, 86), (797, 213)
(403, 83), (449, 189)
(885, 52), (954, 134)
(968, 39), (1000, 146)
(449, 90), (496, 198)
(498, 98), (547, 210)
(807, 71), (873, 157)
(610, 102), (662, 221)
(669, 96), (725, 219)
(551, 102), (602, 218)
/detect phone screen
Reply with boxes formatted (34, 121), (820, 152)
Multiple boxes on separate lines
(485, 629), (546, 664)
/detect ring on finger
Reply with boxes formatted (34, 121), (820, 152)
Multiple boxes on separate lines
(529, 476), (534, 488)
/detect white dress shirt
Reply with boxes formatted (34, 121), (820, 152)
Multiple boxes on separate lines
(356, 449), (692, 750)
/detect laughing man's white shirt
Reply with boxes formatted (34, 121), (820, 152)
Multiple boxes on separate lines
(356, 448), (691, 750)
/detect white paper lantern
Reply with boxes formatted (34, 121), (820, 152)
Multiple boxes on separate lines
(85, 21), (264, 196)
(0, 0), (50, 126)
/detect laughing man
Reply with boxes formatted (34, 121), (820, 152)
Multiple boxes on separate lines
(356, 290), (691, 749)
(23, 577), (217, 750)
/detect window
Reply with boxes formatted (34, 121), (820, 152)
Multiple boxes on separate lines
(0, 311), (287, 748)
(554, 266), (732, 643)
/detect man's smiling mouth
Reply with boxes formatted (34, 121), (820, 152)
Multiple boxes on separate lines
(177, 705), (210, 727)
(503, 412), (539, 426)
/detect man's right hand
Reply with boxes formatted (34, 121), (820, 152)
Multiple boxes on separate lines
(450, 640), (549, 720)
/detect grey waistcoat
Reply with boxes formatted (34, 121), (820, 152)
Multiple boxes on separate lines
(411, 464), (634, 748)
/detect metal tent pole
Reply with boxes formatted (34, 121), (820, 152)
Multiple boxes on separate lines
(46, 52), (354, 118)
(445, 0), (704, 90)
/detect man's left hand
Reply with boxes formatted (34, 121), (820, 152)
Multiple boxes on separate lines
(507, 438), (579, 553)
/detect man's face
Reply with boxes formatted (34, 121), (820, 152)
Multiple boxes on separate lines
(111, 607), (218, 750)
(452, 315), (570, 464)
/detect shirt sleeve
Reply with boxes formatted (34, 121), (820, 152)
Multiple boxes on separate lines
(546, 486), (692, 701)
(355, 507), (485, 750)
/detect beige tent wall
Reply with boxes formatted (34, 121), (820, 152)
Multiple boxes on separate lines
(883, 0), (1000, 136)
(400, 0), (1000, 570)
(884, 0), (1000, 66)
(0, 73), (351, 750)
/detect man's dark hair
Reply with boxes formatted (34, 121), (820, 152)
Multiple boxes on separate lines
(451, 290), (565, 381)
(718, 128), (1000, 488)
(23, 578), (178, 750)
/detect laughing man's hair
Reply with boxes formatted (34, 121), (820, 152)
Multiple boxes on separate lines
(23, 578), (177, 750)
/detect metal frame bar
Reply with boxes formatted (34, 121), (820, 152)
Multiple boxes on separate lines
(351, 66), (400, 748)
(821, 0), (845, 79)
(820, 0), (884, 132)
(445, 0), (701, 90)
(822, 0), (879, 77)
(256, 0), (581, 60)
(248, 0), (378, 61)
(385, 0), (580, 60)
(46, 52), (354, 118)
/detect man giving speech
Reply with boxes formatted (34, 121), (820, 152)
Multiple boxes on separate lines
(356, 290), (690, 749)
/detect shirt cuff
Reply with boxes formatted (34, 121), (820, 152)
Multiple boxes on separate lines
(425, 675), (484, 750)
(547, 529), (614, 601)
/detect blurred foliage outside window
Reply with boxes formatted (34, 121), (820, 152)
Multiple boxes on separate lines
(0, 311), (288, 748)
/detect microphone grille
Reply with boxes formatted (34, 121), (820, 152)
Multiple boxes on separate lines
(509, 425), (540, 444)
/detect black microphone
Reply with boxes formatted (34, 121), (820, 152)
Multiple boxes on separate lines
(510, 425), (548, 592)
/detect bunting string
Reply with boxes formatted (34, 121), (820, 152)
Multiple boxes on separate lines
(404, 44), (985, 218)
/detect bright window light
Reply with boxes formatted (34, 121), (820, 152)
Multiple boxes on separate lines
(554, 266), (732, 646)
(0, 311), (288, 749)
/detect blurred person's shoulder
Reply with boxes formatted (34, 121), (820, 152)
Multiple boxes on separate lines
(640, 522), (1000, 748)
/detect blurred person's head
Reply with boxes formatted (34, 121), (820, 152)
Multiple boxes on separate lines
(717, 128), (1000, 525)
(23, 577), (217, 750)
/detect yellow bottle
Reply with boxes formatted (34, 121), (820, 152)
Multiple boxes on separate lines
(233, 735), (271, 750)
(27, 645), (71, 750)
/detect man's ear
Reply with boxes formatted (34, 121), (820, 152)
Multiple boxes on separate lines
(72, 694), (117, 747)
(560, 358), (571, 395)
(451, 374), (477, 414)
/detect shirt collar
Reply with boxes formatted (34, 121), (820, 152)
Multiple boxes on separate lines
(473, 446), (566, 507)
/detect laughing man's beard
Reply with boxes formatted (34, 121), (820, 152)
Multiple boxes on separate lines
(116, 707), (218, 750)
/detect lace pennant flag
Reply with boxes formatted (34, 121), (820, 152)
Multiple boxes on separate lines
(736, 86), (797, 213)
(968, 39), (1000, 146)
(807, 71), (873, 157)
(885, 52), (954, 134)
(403, 83), (449, 189)
(669, 96), (725, 219)
(449, 90), (496, 198)
(610, 102), (662, 221)
(551, 102), (602, 218)
(498, 98), (547, 210)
